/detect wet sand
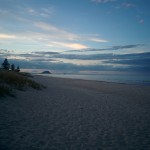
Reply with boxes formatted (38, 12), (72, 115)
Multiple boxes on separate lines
(0, 75), (150, 150)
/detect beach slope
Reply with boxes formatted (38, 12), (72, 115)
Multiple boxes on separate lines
(0, 76), (150, 149)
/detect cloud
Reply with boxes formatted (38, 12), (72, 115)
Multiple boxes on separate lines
(0, 9), (9, 16)
(26, 7), (54, 18)
(0, 34), (16, 39)
(3, 47), (149, 63)
(35, 22), (61, 33)
(33, 51), (59, 55)
(1, 49), (150, 73)
(34, 22), (108, 43)
(4, 5), (54, 19)
(52, 52), (150, 72)
(89, 38), (108, 43)
(0, 6), (108, 50)
(64, 44), (143, 53)
(34, 22), (79, 41)
(136, 15), (144, 24)
(102, 52), (150, 71)
(111, 44), (143, 50)
(122, 3), (136, 8)
(48, 42), (88, 49)
(91, 0), (116, 3)
(139, 19), (144, 24)
(115, 2), (136, 9)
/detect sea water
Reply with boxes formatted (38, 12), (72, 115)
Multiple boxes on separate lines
(39, 71), (150, 85)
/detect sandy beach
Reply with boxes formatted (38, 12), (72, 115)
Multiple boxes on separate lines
(0, 75), (150, 150)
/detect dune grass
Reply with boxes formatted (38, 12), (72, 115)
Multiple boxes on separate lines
(0, 70), (45, 97)
(0, 85), (14, 97)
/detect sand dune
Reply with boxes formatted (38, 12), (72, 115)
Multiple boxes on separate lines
(0, 76), (150, 149)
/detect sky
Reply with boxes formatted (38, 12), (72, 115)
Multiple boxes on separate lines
(0, 0), (150, 73)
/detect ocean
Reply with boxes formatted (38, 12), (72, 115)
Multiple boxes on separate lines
(39, 71), (150, 85)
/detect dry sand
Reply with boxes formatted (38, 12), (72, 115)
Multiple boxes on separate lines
(0, 75), (150, 150)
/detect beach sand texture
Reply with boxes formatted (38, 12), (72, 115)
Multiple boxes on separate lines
(0, 76), (150, 150)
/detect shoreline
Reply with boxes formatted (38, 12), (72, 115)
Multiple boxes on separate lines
(37, 73), (150, 86)
(36, 74), (150, 93)
(35, 74), (150, 89)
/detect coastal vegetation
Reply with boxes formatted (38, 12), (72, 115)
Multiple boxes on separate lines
(0, 59), (45, 97)
(1, 58), (20, 72)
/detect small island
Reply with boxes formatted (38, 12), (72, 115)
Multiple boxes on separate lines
(41, 71), (51, 74)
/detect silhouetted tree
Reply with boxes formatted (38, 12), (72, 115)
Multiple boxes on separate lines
(2, 58), (10, 70)
(11, 64), (15, 71)
(16, 66), (20, 72)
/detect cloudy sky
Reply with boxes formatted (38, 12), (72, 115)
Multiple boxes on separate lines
(0, 0), (150, 73)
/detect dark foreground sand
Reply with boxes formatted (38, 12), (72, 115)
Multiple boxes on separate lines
(0, 76), (150, 150)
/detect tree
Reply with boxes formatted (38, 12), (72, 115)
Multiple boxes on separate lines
(2, 58), (10, 70)
(11, 64), (15, 71)
(16, 66), (20, 72)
